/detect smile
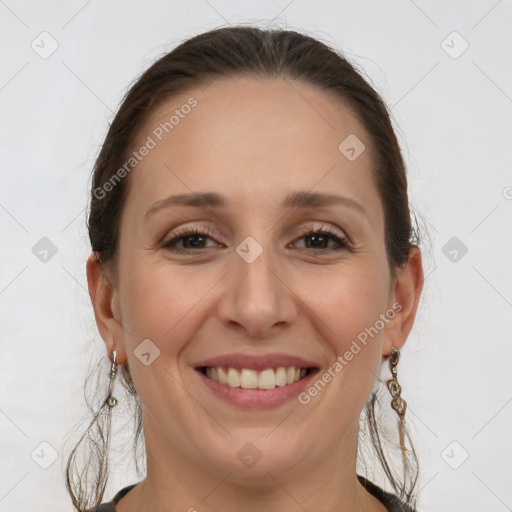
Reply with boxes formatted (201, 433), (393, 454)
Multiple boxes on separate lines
(199, 366), (315, 390)
(195, 365), (320, 409)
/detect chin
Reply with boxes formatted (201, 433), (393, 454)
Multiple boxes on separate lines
(203, 436), (310, 485)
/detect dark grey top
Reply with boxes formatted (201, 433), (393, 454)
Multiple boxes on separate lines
(86, 475), (414, 511)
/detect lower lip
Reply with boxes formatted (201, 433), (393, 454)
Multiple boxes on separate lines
(195, 369), (319, 409)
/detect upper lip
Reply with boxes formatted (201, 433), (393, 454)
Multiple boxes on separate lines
(194, 352), (320, 372)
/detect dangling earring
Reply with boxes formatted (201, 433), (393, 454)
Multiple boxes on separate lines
(387, 346), (407, 469)
(105, 349), (119, 408)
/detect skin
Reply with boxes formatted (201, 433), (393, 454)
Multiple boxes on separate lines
(87, 75), (423, 512)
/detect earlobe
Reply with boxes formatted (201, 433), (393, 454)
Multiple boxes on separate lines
(382, 246), (424, 357)
(86, 252), (127, 364)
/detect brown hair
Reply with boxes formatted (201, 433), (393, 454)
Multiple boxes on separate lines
(66, 25), (422, 510)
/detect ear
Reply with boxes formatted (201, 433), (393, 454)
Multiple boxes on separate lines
(382, 245), (423, 357)
(86, 252), (127, 364)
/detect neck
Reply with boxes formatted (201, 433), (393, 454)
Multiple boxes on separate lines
(116, 416), (387, 512)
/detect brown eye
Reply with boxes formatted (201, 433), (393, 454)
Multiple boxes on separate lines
(161, 224), (350, 256)
(161, 226), (220, 253)
(291, 224), (351, 255)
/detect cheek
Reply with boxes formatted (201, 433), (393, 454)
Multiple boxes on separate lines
(117, 262), (206, 411)
(305, 264), (389, 351)
(130, 265), (193, 314)
(300, 264), (388, 411)
(118, 261), (202, 358)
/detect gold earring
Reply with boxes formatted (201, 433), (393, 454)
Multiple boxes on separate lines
(387, 346), (407, 468)
(105, 349), (119, 408)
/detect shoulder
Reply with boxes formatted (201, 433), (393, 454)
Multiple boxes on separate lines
(85, 483), (138, 512)
(85, 505), (115, 512)
(357, 474), (415, 512)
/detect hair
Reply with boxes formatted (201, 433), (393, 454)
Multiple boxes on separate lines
(65, 25), (423, 511)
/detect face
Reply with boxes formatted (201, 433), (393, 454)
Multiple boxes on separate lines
(90, 75), (421, 485)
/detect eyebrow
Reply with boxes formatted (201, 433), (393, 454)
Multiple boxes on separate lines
(144, 190), (368, 220)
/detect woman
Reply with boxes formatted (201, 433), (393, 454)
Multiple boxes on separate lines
(66, 25), (424, 511)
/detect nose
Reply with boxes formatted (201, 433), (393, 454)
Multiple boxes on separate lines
(215, 241), (298, 339)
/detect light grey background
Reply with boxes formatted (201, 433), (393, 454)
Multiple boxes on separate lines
(1, 1), (511, 511)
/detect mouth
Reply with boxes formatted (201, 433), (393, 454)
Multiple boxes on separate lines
(193, 352), (321, 408)
(196, 365), (319, 390)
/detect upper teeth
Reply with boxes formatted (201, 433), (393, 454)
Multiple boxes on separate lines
(205, 366), (307, 389)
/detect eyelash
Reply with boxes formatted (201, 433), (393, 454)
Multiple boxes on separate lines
(161, 223), (351, 256)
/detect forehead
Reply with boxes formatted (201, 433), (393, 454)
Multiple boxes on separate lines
(124, 75), (380, 221)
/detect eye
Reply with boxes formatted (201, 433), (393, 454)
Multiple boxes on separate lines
(160, 223), (351, 255)
(289, 224), (351, 255)
(161, 225), (219, 253)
